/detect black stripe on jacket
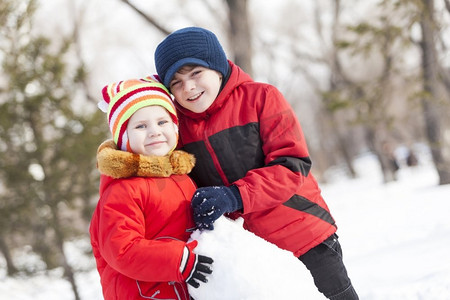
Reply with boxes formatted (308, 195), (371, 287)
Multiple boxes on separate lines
(267, 156), (311, 177)
(184, 123), (265, 186)
(184, 123), (312, 186)
(283, 195), (336, 226)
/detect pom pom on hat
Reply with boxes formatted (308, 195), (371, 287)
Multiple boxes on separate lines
(155, 27), (230, 88)
(98, 75), (177, 152)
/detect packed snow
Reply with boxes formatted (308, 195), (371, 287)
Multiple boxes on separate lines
(1, 146), (450, 300)
(188, 217), (308, 300)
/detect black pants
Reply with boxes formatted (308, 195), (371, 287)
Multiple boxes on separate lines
(299, 234), (359, 300)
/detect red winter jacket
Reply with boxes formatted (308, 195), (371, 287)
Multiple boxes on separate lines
(177, 61), (337, 257)
(90, 142), (196, 300)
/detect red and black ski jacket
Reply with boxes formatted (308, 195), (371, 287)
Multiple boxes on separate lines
(176, 61), (337, 257)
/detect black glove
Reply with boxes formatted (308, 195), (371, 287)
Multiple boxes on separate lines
(181, 240), (213, 288)
(186, 255), (214, 288)
(191, 185), (243, 230)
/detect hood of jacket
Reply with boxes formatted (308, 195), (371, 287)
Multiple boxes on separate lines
(96, 139), (195, 179)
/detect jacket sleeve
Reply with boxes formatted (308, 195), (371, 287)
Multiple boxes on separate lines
(96, 180), (186, 282)
(234, 85), (312, 214)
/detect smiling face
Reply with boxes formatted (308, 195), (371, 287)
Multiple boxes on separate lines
(126, 106), (178, 156)
(169, 66), (223, 113)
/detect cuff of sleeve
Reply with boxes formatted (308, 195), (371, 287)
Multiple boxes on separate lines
(229, 185), (243, 211)
(181, 247), (197, 281)
(179, 247), (189, 273)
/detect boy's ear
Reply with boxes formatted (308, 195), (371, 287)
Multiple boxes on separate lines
(173, 123), (179, 134)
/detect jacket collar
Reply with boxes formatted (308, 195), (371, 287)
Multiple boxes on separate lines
(96, 140), (195, 179)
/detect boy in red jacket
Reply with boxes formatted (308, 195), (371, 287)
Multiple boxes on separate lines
(154, 27), (358, 300)
(89, 76), (212, 300)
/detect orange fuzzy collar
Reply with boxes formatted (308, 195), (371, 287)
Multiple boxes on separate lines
(96, 140), (195, 179)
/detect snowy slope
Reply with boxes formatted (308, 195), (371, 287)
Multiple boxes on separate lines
(1, 150), (449, 300)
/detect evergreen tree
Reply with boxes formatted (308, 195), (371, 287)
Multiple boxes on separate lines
(0, 0), (107, 298)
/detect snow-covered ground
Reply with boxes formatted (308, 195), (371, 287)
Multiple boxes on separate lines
(1, 147), (450, 299)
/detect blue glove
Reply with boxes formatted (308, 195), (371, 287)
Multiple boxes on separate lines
(191, 185), (243, 230)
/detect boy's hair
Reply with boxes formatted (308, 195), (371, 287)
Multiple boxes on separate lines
(155, 27), (230, 87)
(98, 75), (177, 152)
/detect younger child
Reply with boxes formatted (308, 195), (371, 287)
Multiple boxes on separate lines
(154, 27), (358, 300)
(89, 76), (213, 300)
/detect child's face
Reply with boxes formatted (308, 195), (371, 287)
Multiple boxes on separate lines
(127, 106), (177, 156)
(169, 66), (222, 113)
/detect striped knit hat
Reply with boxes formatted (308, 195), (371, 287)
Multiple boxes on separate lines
(98, 75), (177, 152)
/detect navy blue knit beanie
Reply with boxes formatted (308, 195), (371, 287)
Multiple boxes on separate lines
(155, 27), (230, 88)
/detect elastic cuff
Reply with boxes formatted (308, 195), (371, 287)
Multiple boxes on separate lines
(179, 247), (189, 272)
(181, 250), (197, 281)
(229, 185), (243, 211)
(329, 284), (359, 300)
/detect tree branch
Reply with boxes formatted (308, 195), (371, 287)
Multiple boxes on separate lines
(70, 0), (97, 104)
(444, 0), (450, 14)
(119, 0), (171, 35)
(439, 65), (450, 100)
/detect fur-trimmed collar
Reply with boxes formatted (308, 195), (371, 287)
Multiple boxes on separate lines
(97, 140), (195, 179)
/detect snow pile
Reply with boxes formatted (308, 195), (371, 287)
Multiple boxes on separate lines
(188, 217), (314, 300)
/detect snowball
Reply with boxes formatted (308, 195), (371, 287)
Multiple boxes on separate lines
(188, 216), (315, 300)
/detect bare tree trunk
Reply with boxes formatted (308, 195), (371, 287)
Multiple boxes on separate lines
(327, 0), (357, 178)
(444, 0), (450, 13)
(365, 127), (398, 183)
(50, 204), (81, 300)
(0, 235), (18, 276)
(334, 122), (357, 178)
(225, 0), (253, 76)
(420, 0), (450, 185)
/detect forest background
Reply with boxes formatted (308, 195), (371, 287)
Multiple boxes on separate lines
(0, 0), (450, 299)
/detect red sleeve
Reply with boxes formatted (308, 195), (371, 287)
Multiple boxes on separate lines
(234, 86), (312, 213)
(97, 180), (185, 282)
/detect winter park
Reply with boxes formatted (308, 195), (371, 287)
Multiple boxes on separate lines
(1, 147), (450, 299)
(1, 1), (450, 300)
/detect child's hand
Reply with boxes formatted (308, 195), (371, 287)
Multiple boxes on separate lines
(191, 186), (242, 230)
(181, 240), (213, 288)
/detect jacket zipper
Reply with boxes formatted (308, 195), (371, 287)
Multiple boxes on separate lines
(136, 280), (186, 300)
(170, 281), (189, 300)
